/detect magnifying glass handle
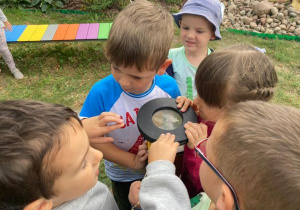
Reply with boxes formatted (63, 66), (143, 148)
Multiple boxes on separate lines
(147, 141), (151, 149)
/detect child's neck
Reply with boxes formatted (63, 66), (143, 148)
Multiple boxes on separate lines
(185, 47), (208, 68)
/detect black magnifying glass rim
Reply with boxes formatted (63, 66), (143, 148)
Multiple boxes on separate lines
(137, 98), (198, 145)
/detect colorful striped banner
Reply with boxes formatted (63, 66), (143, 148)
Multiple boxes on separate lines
(5, 23), (112, 43)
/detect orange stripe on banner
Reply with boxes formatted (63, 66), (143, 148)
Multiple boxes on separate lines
(64, 24), (80, 40)
(53, 24), (69, 41)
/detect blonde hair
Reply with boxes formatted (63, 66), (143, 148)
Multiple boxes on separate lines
(105, 0), (174, 72)
(214, 101), (300, 210)
(195, 44), (278, 108)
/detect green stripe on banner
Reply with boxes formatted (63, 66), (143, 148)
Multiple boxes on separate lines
(227, 28), (300, 42)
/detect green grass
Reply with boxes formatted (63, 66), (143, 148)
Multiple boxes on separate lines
(1, 9), (300, 187)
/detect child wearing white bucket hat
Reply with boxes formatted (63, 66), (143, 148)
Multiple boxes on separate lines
(166, 0), (224, 100)
(167, 0), (224, 200)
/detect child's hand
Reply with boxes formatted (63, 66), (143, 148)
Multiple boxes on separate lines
(128, 181), (141, 208)
(137, 140), (148, 162)
(176, 96), (193, 112)
(82, 112), (124, 144)
(3, 21), (12, 32)
(148, 133), (179, 164)
(134, 140), (148, 169)
(184, 122), (208, 149)
(133, 153), (147, 170)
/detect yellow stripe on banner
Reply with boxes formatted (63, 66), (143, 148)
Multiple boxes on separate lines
(30, 25), (49, 41)
(18, 25), (38, 41)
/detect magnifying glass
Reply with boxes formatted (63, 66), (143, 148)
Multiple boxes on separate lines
(137, 98), (198, 145)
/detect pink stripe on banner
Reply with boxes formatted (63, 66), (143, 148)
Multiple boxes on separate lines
(76, 24), (89, 40)
(86, 23), (99, 39)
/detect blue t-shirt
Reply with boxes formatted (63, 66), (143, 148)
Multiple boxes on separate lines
(80, 74), (181, 181)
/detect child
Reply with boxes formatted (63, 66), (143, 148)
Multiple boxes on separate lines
(129, 133), (191, 210)
(0, 9), (24, 79)
(133, 101), (300, 209)
(0, 100), (119, 210)
(180, 44), (278, 198)
(166, 0), (223, 100)
(79, 0), (180, 209)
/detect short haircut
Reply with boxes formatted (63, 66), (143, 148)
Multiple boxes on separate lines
(195, 44), (278, 108)
(0, 100), (81, 209)
(105, 0), (174, 72)
(214, 101), (300, 209)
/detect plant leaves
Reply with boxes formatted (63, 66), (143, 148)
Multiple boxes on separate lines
(44, 0), (53, 4)
(41, 2), (49, 12)
(22, 0), (32, 3)
(30, 0), (41, 7)
(54, 0), (63, 8)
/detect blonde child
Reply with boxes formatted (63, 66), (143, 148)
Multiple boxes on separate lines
(131, 101), (300, 210)
(0, 9), (23, 79)
(79, 1), (180, 209)
(179, 44), (278, 198)
(166, 0), (223, 100)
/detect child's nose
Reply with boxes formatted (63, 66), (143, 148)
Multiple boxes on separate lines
(92, 148), (103, 165)
(186, 30), (195, 39)
(119, 77), (130, 88)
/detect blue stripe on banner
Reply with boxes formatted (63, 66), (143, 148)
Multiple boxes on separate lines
(6, 25), (27, 42)
(5, 25), (16, 40)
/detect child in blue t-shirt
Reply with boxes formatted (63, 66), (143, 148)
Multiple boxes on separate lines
(79, 1), (180, 209)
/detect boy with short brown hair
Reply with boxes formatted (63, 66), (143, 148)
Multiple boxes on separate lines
(80, 0), (181, 209)
(0, 100), (118, 210)
(131, 101), (300, 210)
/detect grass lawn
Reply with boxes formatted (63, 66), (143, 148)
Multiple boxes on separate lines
(1, 9), (300, 187)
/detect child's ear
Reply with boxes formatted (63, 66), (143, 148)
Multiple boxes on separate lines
(210, 33), (216, 41)
(157, 59), (172, 75)
(215, 183), (235, 210)
(24, 198), (53, 210)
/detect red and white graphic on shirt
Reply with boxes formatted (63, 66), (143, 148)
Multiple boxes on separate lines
(128, 135), (144, 154)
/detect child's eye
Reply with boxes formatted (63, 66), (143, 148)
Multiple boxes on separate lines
(82, 160), (87, 169)
(133, 76), (141, 80)
(182, 27), (189, 30)
(197, 30), (204, 33)
(113, 67), (120, 71)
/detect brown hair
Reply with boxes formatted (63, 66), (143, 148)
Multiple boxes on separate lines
(213, 101), (300, 209)
(195, 44), (278, 108)
(105, 0), (174, 72)
(0, 100), (81, 209)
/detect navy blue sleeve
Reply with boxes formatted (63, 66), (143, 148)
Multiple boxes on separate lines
(165, 64), (174, 77)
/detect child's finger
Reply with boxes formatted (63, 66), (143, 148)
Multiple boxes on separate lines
(139, 153), (148, 162)
(156, 133), (166, 142)
(100, 122), (124, 134)
(98, 113), (123, 126)
(137, 148), (147, 157)
(175, 96), (182, 103)
(184, 123), (198, 138)
(185, 130), (196, 148)
(138, 143), (148, 151)
(165, 133), (176, 144)
(176, 96), (183, 108)
(180, 100), (192, 112)
(198, 123), (208, 138)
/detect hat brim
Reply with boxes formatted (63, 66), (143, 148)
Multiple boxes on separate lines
(172, 11), (222, 40)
